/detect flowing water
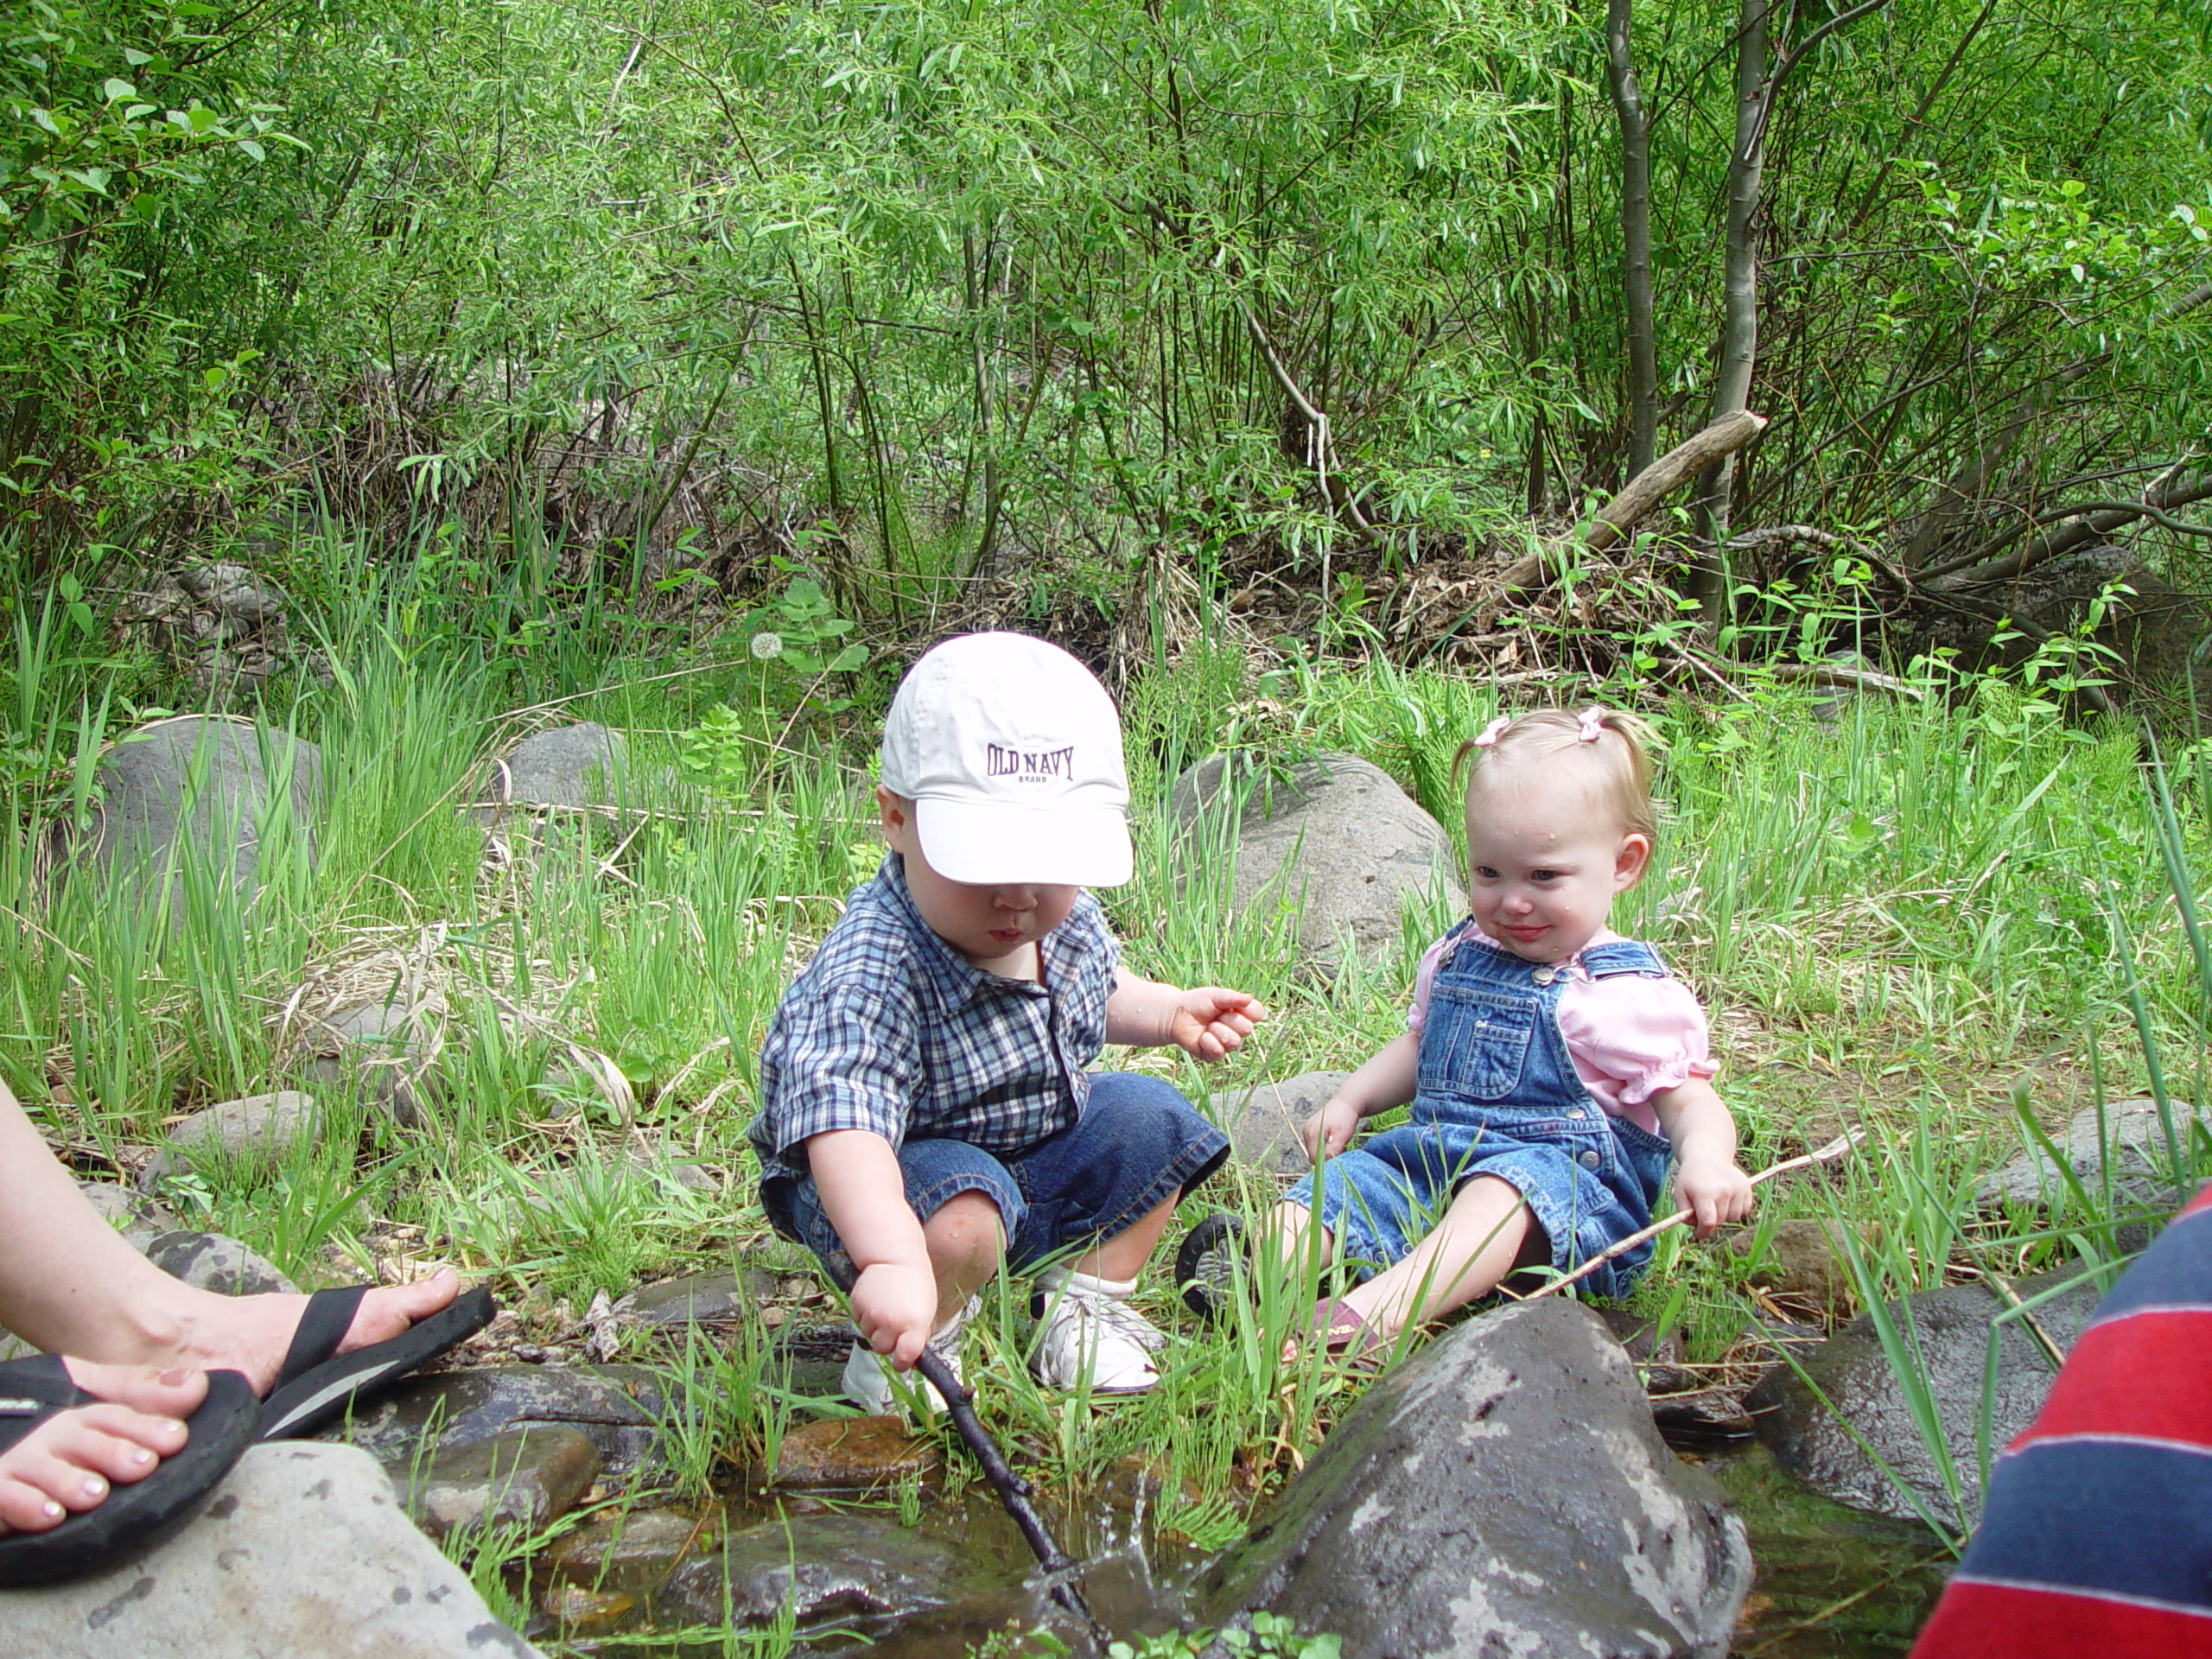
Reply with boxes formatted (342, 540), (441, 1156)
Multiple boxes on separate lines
(535, 1440), (1946, 1657)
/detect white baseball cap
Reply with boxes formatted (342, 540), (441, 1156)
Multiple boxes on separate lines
(879, 632), (1133, 887)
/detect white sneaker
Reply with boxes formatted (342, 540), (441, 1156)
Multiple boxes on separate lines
(1031, 1267), (1166, 1394)
(842, 1295), (976, 1416)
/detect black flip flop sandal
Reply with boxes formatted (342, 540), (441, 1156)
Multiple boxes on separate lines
(0, 1356), (257, 1586)
(1176, 1212), (1249, 1323)
(257, 1283), (495, 1442)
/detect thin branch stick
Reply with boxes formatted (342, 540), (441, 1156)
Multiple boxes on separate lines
(1524, 1128), (1866, 1302)
(1236, 299), (1378, 540)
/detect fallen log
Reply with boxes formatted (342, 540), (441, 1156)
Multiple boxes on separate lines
(1495, 410), (1768, 594)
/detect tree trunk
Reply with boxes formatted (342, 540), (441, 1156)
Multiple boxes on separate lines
(1693, 0), (1771, 611)
(1606, 0), (1657, 479)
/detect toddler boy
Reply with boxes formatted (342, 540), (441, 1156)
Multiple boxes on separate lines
(751, 632), (1264, 1410)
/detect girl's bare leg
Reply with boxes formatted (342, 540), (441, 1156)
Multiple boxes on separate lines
(0, 1082), (461, 1394)
(1335, 1174), (1544, 1342)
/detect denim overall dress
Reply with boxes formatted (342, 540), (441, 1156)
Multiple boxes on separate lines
(1289, 925), (1678, 1298)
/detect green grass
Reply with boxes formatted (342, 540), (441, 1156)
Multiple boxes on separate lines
(7, 559), (2212, 1641)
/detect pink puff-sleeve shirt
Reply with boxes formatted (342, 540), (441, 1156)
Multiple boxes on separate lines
(1405, 926), (1718, 1136)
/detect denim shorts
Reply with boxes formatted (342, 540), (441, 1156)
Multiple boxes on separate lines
(766, 1071), (1230, 1278)
(1285, 1112), (1674, 1300)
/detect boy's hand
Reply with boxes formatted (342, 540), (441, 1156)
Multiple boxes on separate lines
(850, 1262), (938, 1369)
(1674, 1153), (1754, 1238)
(1165, 988), (1267, 1062)
(1300, 1095), (1363, 1163)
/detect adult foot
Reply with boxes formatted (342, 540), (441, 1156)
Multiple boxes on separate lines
(0, 1362), (206, 1535)
(156, 1268), (466, 1396)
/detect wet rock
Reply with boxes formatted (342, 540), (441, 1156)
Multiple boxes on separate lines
(1978, 1096), (2200, 1212)
(1598, 1304), (1692, 1393)
(0, 1441), (544, 1658)
(654, 1512), (960, 1631)
(537, 1583), (635, 1633)
(66, 715), (322, 905)
(397, 1425), (601, 1543)
(623, 1147), (720, 1194)
(772, 1415), (940, 1491)
(1211, 1071), (1350, 1179)
(143, 1229), (298, 1296)
(1171, 752), (1465, 968)
(1198, 1298), (1751, 1658)
(615, 1268), (778, 1331)
(772, 1322), (861, 1401)
(77, 1179), (175, 1249)
(543, 1507), (721, 1594)
(317, 1363), (666, 1478)
(1747, 1267), (2101, 1528)
(1734, 1218), (1866, 1319)
(142, 1090), (321, 1188)
(483, 724), (629, 816)
(303, 995), (443, 1127)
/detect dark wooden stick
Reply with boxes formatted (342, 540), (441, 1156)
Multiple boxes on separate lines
(829, 1266), (1109, 1644)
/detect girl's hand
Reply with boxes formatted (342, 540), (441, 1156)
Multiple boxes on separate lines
(850, 1262), (939, 1368)
(1300, 1096), (1363, 1163)
(1166, 988), (1268, 1061)
(1674, 1153), (1754, 1238)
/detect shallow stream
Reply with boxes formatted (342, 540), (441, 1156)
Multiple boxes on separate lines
(533, 1440), (1947, 1656)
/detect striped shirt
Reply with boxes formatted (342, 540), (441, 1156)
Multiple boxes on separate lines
(1910, 1182), (2212, 1657)
(749, 854), (1118, 1189)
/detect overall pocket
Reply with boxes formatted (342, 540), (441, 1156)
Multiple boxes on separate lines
(1417, 982), (1537, 1101)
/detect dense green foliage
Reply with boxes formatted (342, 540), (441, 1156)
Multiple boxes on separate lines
(0, 0), (2205, 609)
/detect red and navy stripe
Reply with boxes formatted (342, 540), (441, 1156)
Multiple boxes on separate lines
(1912, 1186), (2212, 1656)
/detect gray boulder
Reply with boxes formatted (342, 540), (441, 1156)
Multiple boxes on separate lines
(77, 1179), (175, 1249)
(302, 995), (443, 1127)
(143, 1230), (298, 1296)
(0, 1441), (543, 1658)
(317, 1363), (666, 1479)
(1197, 1298), (1751, 1657)
(482, 723), (628, 815)
(74, 715), (321, 904)
(1172, 752), (1464, 967)
(1746, 1268), (2101, 1529)
(141, 1091), (320, 1188)
(1211, 1071), (1350, 1178)
(1978, 1096), (2201, 1212)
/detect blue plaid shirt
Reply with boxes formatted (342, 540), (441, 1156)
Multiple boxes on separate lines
(750, 854), (1120, 1189)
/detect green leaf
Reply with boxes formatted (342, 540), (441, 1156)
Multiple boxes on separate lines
(101, 79), (136, 103)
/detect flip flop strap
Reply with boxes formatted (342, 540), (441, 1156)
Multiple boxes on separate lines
(0, 1355), (93, 1454)
(272, 1286), (368, 1393)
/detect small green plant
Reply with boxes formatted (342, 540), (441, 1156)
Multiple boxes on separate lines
(1105, 1612), (1343, 1659)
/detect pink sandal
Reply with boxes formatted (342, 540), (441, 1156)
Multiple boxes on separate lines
(1295, 1299), (1394, 1367)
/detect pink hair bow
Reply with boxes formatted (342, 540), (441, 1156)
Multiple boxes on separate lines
(1577, 708), (1607, 743)
(1473, 716), (1510, 747)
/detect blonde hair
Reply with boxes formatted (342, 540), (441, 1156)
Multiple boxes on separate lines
(1452, 707), (1661, 842)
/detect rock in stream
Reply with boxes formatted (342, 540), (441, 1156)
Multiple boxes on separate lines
(1746, 1267), (2101, 1529)
(1198, 1297), (1751, 1657)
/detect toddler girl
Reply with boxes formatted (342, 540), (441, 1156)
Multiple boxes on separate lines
(1257, 707), (1751, 1355)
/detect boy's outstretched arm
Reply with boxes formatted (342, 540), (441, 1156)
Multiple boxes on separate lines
(1649, 1079), (1755, 1236)
(1105, 969), (1267, 1060)
(806, 1129), (937, 1367)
